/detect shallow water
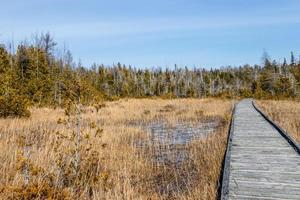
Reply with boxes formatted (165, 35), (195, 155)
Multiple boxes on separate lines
(136, 120), (220, 166)
(147, 121), (218, 145)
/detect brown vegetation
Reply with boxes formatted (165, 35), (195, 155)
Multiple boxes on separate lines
(257, 100), (300, 143)
(0, 98), (232, 199)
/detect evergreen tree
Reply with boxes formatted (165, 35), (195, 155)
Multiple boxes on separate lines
(0, 46), (30, 117)
(291, 51), (295, 66)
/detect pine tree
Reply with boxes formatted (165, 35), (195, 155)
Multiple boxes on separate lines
(274, 75), (292, 97)
(291, 52), (295, 66)
(0, 46), (30, 117)
(282, 58), (288, 77)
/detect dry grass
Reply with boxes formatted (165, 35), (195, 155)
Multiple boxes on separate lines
(0, 98), (233, 199)
(257, 100), (300, 144)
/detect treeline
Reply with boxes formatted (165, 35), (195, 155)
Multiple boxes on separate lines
(1, 33), (300, 116)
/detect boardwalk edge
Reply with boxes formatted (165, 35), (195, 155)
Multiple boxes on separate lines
(252, 100), (300, 155)
(219, 103), (236, 200)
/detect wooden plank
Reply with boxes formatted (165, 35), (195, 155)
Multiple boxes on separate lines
(222, 99), (300, 200)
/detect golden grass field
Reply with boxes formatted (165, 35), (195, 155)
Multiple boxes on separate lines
(0, 98), (233, 200)
(257, 100), (300, 144)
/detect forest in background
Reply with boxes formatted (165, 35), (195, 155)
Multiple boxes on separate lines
(1, 33), (300, 117)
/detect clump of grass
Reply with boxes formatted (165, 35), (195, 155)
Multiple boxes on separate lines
(257, 100), (300, 143)
(159, 104), (177, 113)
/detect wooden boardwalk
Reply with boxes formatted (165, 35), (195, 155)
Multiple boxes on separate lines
(222, 99), (300, 199)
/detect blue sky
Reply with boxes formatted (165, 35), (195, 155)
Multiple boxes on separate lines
(1, 0), (300, 68)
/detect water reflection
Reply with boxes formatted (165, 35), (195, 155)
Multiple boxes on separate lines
(137, 121), (220, 166)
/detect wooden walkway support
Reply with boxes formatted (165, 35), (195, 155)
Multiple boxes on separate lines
(221, 99), (300, 199)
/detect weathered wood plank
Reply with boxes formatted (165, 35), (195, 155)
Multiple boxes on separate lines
(224, 99), (300, 200)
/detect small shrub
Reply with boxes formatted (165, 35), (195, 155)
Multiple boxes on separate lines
(94, 102), (106, 113)
(57, 118), (67, 124)
(89, 121), (97, 129)
(143, 110), (151, 115)
(0, 182), (71, 200)
(0, 95), (30, 118)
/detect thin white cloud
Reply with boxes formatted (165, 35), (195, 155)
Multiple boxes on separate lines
(1, 14), (300, 43)
(22, 15), (300, 38)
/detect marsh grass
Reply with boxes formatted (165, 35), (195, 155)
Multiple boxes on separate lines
(257, 100), (300, 144)
(0, 98), (232, 199)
